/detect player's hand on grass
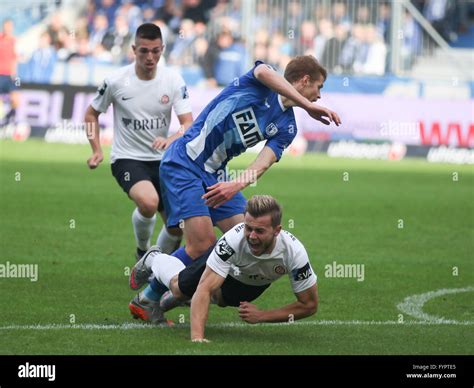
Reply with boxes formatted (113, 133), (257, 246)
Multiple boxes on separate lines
(306, 104), (341, 126)
(191, 338), (211, 343)
(87, 151), (103, 169)
(238, 302), (262, 324)
(202, 181), (242, 208)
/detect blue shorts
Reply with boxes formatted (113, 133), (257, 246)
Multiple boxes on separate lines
(160, 140), (246, 228)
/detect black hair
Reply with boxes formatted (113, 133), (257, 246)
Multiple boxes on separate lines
(135, 23), (162, 42)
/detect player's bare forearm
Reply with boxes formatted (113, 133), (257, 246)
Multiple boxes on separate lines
(85, 105), (104, 169)
(254, 64), (312, 111)
(190, 289), (211, 340)
(190, 267), (225, 341)
(240, 301), (316, 324)
(233, 146), (276, 190)
(203, 147), (276, 208)
(254, 64), (341, 126)
(178, 112), (193, 132)
(84, 105), (101, 152)
(239, 285), (318, 323)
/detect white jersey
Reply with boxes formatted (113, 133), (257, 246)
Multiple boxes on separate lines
(207, 223), (317, 294)
(91, 63), (191, 163)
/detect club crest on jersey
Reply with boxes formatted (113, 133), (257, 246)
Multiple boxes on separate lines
(232, 108), (264, 148)
(160, 95), (170, 104)
(215, 238), (235, 261)
(265, 123), (278, 137)
(274, 264), (286, 275)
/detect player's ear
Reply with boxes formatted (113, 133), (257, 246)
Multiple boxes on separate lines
(274, 225), (282, 236)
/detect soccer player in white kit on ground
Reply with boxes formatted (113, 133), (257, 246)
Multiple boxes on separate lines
(129, 195), (318, 342)
(84, 23), (193, 260)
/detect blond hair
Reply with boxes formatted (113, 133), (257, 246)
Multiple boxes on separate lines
(245, 195), (282, 227)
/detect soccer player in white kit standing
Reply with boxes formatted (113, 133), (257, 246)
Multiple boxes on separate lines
(84, 23), (193, 260)
(129, 195), (318, 342)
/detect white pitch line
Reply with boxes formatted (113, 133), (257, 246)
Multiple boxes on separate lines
(397, 286), (474, 324)
(0, 319), (472, 331)
(1, 286), (472, 331)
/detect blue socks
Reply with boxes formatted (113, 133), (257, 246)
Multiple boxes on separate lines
(172, 247), (194, 266)
(143, 278), (168, 302)
(172, 244), (216, 266)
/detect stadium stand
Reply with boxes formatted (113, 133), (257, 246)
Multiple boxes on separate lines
(1, 0), (473, 164)
(7, 0), (474, 87)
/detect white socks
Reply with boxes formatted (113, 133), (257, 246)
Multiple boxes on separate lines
(132, 208), (181, 253)
(150, 252), (185, 289)
(132, 208), (156, 251)
(156, 225), (181, 254)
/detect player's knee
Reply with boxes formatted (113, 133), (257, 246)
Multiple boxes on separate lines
(169, 276), (186, 300)
(167, 226), (182, 237)
(198, 233), (215, 247)
(137, 196), (159, 217)
(186, 239), (216, 259)
(188, 236), (216, 258)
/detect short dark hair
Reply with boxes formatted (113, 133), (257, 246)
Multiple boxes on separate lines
(284, 55), (327, 83)
(135, 23), (162, 42)
(245, 195), (282, 227)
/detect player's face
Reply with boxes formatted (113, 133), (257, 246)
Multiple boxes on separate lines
(244, 213), (282, 256)
(298, 74), (325, 102)
(133, 38), (164, 72)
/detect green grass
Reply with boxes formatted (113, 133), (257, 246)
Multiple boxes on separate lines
(0, 139), (473, 355)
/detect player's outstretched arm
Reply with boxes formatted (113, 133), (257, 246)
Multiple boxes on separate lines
(191, 265), (225, 341)
(239, 284), (318, 324)
(254, 64), (341, 126)
(84, 105), (104, 169)
(203, 146), (276, 208)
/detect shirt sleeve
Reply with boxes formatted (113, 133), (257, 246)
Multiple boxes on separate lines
(250, 60), (265, 78)
(265, 118), (297, 161)
(90, 78), (113, 113)
(238, 60), (272, 92)
(287, 238), (317, 294)
(171, 72), (192, 116)
(206, 226), (241, 278)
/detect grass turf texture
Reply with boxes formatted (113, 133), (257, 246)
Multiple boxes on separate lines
(0, 139), (473, 355)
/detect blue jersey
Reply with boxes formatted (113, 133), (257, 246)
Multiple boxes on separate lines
(181, 61), (297, 173)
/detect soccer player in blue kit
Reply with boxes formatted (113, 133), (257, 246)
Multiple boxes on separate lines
(159, 55), (341, 268)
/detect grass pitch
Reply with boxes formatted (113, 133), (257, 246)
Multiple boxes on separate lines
(0, 139), (473, 355)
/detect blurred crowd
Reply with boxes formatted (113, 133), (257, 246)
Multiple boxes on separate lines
(3, 0), (472, 86)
